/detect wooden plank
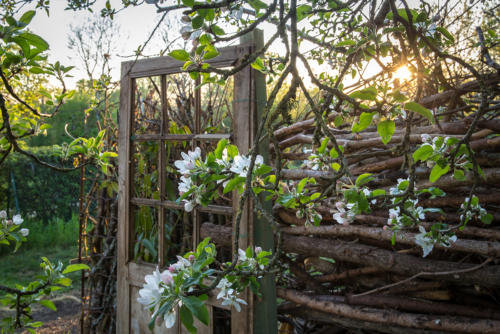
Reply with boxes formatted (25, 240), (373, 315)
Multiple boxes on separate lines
(231, 34), (254, 334)
(117, 62), (133, 334)
(250, 30), (278, 334)
(158, 75), (167, 268)
(124, 44), (253, 78)
(130, 198), (232, 215)
(132, 133), (231, 142)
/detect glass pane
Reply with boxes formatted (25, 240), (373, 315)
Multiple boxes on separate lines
(213, 306), (231, 334)
(164, 140), (191, 200)
(162, 208), (193, 265)
(200, 77), (233, 134)
(165, 73), (196, 134)
(133, 76), (162, 135)
(133, 205), (159, 264)
(132, 141), (159, 199)
(199, 212), (232, 263)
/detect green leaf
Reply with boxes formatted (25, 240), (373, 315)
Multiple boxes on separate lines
(203, 45), (219, 60)
(453, 169), (466, 181)
(404, 102), (433, 122)
(371, 189), (386, 196)
(436, 27), (455, 42)
(223, 176), (245, 194)
(180, 305), (196, 333)
(18, 32), (49, 51)
(181, 295), (210, 326)
(62, 263), (90, 274)
(349, 86), (377, 101)
(377, 120), (395, 145)
(413, 144), (433, 162)
(355, 173), (374, 187)
(215, 139), (228, 159)
(39, 299), (57, 311)
(19, 10), (36, 25)
(192, 15), (204, 29)
(199, 34), (212, 45)
(27, 321), (43, 328)
(210, 24), (225, 36)
(429, 163), (449, 182)
(481, 213), (493, 225)
(335, 39), (357, 47)
(334, 115), (343, 127)
(169, 49), (190, 61)
(181, 0), (194, 7)
(251, 57), (266, 72)
(352, 112), (375, 133)
(55, 277), (72, 287)
(318, 137), (329, 154)
(297, 178), (309, 193)
(297, 4), (312, 21)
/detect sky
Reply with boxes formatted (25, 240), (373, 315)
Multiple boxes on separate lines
(28, 0), (168, 87)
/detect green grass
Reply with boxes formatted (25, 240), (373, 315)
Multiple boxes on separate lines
(0, 216), (82, 292)
(0, 244), (81, 288)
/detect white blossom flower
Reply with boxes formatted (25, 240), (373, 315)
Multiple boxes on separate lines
(163, 310), (177, 328)
(20, 228), (29, 237)
(174, 147), (201, 175)
(160, 270), (174, 286)
(0, 210), (6, 220)
(230, 155), (263, 178)
(221, 296), (247, 312)
(332, 202), (355, 225)
(421, 134), (432, 143)
(13, 214), (23, 225)
(388, 207), (401, 225)
(178, 176), (192, 195)
(414, 206), (425, 220)
(216, 148), (232, 171)
(171, 255), (191, 272)
(137, 268), (164, 309)
(415, 226), (435, 257)
(184, 200), (194, 212)
(216, 278), (247, 312)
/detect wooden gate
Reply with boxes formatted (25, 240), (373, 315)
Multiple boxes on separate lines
(117, 31), (276, 334)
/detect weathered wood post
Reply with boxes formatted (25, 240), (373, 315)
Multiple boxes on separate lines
(233, 29), (277, 334)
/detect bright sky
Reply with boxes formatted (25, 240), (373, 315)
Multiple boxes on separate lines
(28, 0), (165, 87)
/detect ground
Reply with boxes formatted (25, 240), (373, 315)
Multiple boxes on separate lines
(0, 243), (82, 333)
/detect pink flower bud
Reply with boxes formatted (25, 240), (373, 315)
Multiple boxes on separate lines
(168, 266), (175, 273)
(161, 271), (174, 285)
(254, 246), (262, 254)
(188, 254), (195, 262)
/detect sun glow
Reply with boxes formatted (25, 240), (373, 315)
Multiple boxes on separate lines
(393, 66), (412, 82)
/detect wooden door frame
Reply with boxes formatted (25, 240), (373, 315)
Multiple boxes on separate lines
(117, 30), (275, 334)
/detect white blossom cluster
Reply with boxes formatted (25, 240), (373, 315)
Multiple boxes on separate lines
(137, 255), (195, 329)
(332, 201), (355, 225)
(174, 146), (263, 212)
(296, 202), (323, 227)
(386, 178), (425, 229)
(460, 196), (489, 223)
(0, 211), (29, 237)
(415, 226), (457, 258)
(216, 278), (248, 312)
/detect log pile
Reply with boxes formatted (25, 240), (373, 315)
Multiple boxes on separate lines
(201, 74), (500, 333)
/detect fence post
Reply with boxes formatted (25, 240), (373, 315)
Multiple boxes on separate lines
(240, 29), (278, 334)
